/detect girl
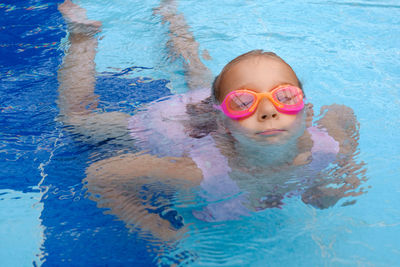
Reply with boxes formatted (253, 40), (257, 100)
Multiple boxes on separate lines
(58, 0), (365, 241)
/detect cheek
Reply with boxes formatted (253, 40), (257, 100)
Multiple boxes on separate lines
(279, 114), (298, 126)
(282, 113), (307, 133)
(236, 113), (303, 131)
(236, 117), (258, 130)
(226, 111), (305, 133)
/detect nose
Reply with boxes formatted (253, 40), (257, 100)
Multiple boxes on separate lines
(257, 98), (278, 121)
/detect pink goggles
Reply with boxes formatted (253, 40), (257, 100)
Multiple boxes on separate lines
(215, 84), (304, 120)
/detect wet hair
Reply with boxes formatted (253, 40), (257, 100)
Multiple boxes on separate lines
(185, 96), (218, 138)
(212, 50), (303, 102)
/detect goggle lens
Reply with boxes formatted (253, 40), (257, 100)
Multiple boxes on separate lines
(274, 87), (302, 105)
(228, 92), (256, 111)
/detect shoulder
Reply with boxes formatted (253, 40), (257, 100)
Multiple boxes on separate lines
(317, 104), (358, 130)
(315, 104), (360, 156)
(293, 104), (358, 165)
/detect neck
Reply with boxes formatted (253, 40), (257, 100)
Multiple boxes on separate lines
(233, 134), (300, 168)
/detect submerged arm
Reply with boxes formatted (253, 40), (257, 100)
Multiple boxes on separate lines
(302, 104), (367, 209)
(85, 153), (203, 241)
(155, 0), (213, 90)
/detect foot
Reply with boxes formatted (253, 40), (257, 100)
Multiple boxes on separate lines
(58, 0), (102, 36)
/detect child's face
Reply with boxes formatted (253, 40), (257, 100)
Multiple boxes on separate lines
(219, 56), (304, 143)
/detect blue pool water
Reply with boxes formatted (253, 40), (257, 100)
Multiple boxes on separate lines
(1, 0), (399, 266)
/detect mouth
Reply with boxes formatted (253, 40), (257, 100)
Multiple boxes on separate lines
(256, 129), (286, 136)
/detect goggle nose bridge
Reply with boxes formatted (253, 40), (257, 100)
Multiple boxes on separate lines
(252, 91), (285, 111)
(249, 92), (273, 112)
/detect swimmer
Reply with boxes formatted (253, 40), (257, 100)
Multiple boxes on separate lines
(58, 0), (366, 241)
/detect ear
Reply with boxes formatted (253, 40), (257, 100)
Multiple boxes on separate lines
(304, 103), (314, 127)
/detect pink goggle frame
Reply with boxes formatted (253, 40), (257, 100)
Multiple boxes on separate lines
(215, 84), (304, 120)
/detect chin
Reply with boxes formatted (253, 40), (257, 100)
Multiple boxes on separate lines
(231, 128), (288, 147)
(257, 134), (287, 144)
(236, 124), (308, 149)
(222, 115), (306, 146)
(252, 131), (294, 145)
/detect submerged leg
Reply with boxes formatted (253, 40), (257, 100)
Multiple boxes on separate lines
(155, 0), (213, 90)
(58, 0), (130, 144)
(57, 0), (102, 117)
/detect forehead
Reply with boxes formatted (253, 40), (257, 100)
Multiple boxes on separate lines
(219, 56), (299, 98)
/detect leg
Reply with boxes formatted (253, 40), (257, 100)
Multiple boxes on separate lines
(58, 0), (102, 117)
(58, 0), (130, 144)
(155, 0), (213, 90)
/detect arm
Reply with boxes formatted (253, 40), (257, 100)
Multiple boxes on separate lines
(316, 104), (360, 158)
(58, 0), (130, 143)
(85, 153), (203, 241)
(302, 104), (367, 209)
(155, 0), (213, 90)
